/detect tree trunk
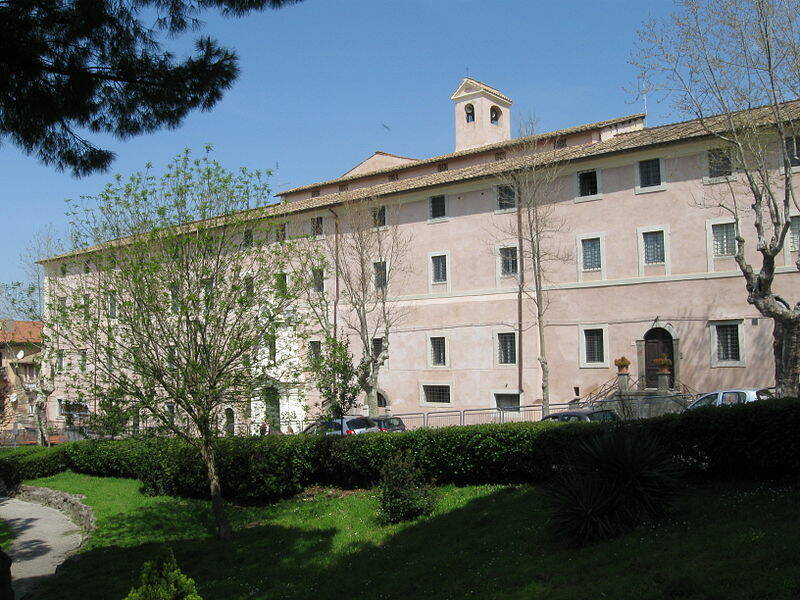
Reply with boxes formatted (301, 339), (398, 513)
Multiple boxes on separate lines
(773, 318), (800, 398)
(35, 403), (50, 447)
(199, 440), (232, 539)
(536, 305), (549, 416)
(365, 385), (378, 417)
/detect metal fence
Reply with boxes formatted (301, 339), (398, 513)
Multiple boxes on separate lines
(392, 403), (575, 430)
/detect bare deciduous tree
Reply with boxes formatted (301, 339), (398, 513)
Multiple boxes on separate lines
(634, 0), (800, 396)
(48, 150), (300, 538)
(495, 122), (571, 414)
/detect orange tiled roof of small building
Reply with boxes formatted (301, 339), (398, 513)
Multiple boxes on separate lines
(0, 320), (43, 344)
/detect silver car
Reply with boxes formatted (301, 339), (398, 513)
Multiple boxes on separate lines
(301, 416), (381, 436)
(687, 388), (774, 410)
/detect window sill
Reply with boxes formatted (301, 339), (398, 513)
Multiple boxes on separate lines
(703, 174), (737, 185)
(711, 361), (746, 368)
(581, 268), (602, 273)
(427, 217), (449, 224)
(579, 362), (609, 369)
(419, 402), (453, 408)
(635, 184), (667, 195)
(642, 261), (666, 267)
(574, 193), (603, 203)
(494, 207), (517, 215)
(427, 364), (450, 370)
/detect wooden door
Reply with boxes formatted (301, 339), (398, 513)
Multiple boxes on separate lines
(644, 328), (674, 388)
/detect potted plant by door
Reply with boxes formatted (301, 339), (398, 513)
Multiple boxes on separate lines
(614, 356), (631, 374)
(653, 354), (672, 374)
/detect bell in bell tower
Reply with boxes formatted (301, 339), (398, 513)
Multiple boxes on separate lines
(451, 78), (512, 151)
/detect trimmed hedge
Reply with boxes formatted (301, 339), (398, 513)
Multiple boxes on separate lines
(0, 398), (798, 503)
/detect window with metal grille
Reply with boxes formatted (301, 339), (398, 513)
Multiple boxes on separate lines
(243, 276), (255, 300)
(388, 173), (399, 182)
(429, 195), (446, 219)
(372, 205), (386, 228)
(784, 136), (800, 167)
(107, 291), (117, 318)
(643, 230), (665, 264)
(372, 337), (384, 359)
(312, 268), (324, 292)
(790, 216), (799, 252)
(423, 385), (451, 403)
(497, 185), (516, 210)
(554, 137), (566, 149)
(430, 337), (446, 366)
(374, 261), (387, 289)
(310, 216), (323, 236)
(275, 223), (286, 242)
(500, 246), (518, 276)
(708, 148), (733, 178)
(56, 350), (64, 371)
(583, 328), (604, 363)
(495, 393), (520, 411)
(274, 272), (288, 296)
(311, 189), (321, 198)
(431, 254), (447, 283)
(578, 170), (598, 196)
(338, 183), (349, 192)
(581, 238), (602, 271)
(309, 340), (322, 362)
(638, 158), (662, 187)
(437, 162), (449, 172)
(243, 229), (253, 248)
(716, 324), (740, 361)
(712, 222), (736, 256)
(497, 332), (516, 364)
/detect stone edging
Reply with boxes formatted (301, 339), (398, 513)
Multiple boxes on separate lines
(10, 485), (95, 534)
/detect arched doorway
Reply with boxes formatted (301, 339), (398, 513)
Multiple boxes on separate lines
(377, 392), (387, 408)
(224, 408), (235, 436)
(644, 327), (674, 388)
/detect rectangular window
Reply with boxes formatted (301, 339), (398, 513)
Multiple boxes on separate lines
(265, 333), (277, 363)
(310, 216), (323, 236)
(716, 324), (740, 362)
(243, 229), (253, 248)
(500, 246), (518, 276)
(497, 185), (516, 210)
(497, 332), (516, 365)
(79, 349), (87, 371)
(275, 223), (287, 242)
(107, 291), (117, 319)
(437, 162), (449, 172)
(430, 336), (446, 366)
(495, 393), (520, 411)
(581, 238), (602, 271)
(169, 284), (180, 314)
(578, 170), (598, 197)
(429, 195), (446, 220)
(309, 340), (322, 362)
(338, 183), (349, 192)
(373, 261), (387, 289)
(243, 276), (255, 300)
(638, 158), (662, 188)
(712, 222), (737, 257)
(643, 230), (665, 264)
(423, 384), (451, 403)
(431, 254), (447, 283)
(784, 136), (800, 167)
(56, 350), (64, 372)
(583, 328), (604, 364)
(372, 337), (384, 359)
(106, 349), (114, 372)
(790, 216), (799, 251)
(708, 148), (733, 178)
(372, 205), (386, 228)
(274, 272), (288, 296)
(312, 268), (324, 292)
(311, 189), (321, 198)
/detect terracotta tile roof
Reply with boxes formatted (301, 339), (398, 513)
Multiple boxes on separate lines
(42, 100), (800, 264)
(275, 113), (646, 195)
(0, 320), (43, 345)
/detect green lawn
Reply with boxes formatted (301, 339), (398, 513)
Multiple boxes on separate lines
(0, 519), (13, 552)
(24, 471), (800, 600)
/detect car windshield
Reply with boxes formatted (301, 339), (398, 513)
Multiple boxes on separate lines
(345, 417), (374, 429)
(588, 410), (617, 422)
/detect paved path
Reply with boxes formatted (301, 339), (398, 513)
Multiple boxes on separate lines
(0, 497), (82, 599)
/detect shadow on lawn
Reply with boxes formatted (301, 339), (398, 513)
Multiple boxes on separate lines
(32, 486), (552, 600)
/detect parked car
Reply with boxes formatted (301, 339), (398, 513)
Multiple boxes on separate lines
(686, 388), (774, 410)
(372, 417), (407, 432)
(301, 416), (381, 435)
(541, 409), (620, 423)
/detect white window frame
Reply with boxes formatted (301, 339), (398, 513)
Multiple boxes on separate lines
(309, 215), (325, 239)
(576, 232), (606, 281)
(703, 148), (737, 185)
(705, 217), (737, 272)
(579, 323), (609, 368)
(428, 251), (450, 291)
(782, 212), (800, 265)
(308, 339), (323, 363)
(709, 319), (746, 368)
(419, 382), (453, 407)
(634, 157), (667, 194)
(495, 185), (517, 213)
(427, 334), (450, 369)
(495, 243), (519, 284)
(636, 225), (671, 275)
(493, 329), (517, 368)
(492, 390), (522, 410)
(574, 168), (603, 203)
(427, 194), (449, 223)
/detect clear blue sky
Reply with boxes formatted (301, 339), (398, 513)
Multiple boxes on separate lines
(0, 0), (676, 283)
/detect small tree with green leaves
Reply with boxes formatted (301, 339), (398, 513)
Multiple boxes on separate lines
(308, 336), (363, 433)
(124, 548), (202, 600)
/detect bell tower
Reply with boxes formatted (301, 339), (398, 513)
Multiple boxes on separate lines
(451, 78), (512, 151)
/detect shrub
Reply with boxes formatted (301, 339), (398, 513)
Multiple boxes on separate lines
(376, 450), (435, 524)
(546, 426), (683, 546)
(0, 445), (68, 489)
(124, 547), (202, 600)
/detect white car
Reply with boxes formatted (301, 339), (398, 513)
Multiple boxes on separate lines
(687, 388), (774, 410)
